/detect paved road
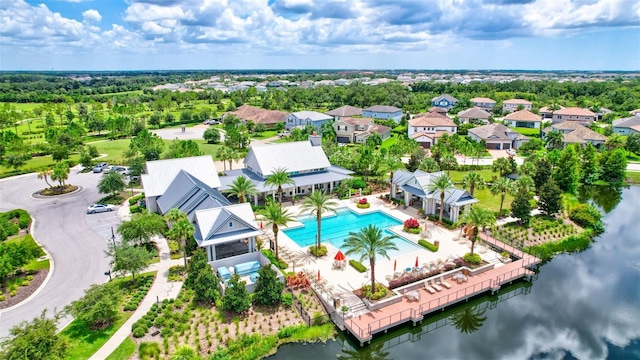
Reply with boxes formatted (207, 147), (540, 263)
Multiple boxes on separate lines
(0, 169), (115, 338)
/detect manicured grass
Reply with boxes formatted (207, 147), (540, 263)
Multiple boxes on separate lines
(0, 154), (81, 178)
(380, 134), (398, 150)
(471, 188), (514, 214)
(23, 258), (50, 271)
(509, 127), (541, 137)
(91, 138), (224, 164)
(448, 169), (499, 183)
(251, 130), (278, 139)
(626, 171), (640, 184)
(7, 235), (46, 256)
(61, 312), (132, 360)
(105, 337), (136, 360)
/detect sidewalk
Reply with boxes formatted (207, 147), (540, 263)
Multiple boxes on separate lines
(89, 236), (183, 359)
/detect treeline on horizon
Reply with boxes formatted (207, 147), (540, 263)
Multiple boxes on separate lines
(0, 73), (639, 115)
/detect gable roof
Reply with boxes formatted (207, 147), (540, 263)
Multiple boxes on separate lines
(409, 113), (457, 127)
(503, 99), (532, 105)
(363, 105), (402, 113)
(428, 107), (448, 114)
(244, 140), (331, 177)
(470, 97), (496, 104)
(545, 121), (607, 143)
(432, 94), (458, 103)
(142, 155), (220, 197)
(326, 105), (363, 117)
(229, 105), (287, 125)
(156, 170), (230, 220)
(612, 115), (640, 128)
(338, 117), (372, 126)
(458, 107), (491, 119)
(392, 170), (478, 207)
(504, 109), (541, 122)
(468, 123), (522, 141)
(193, 203), (262, 246)
(289, 111), (332, 121)
(553, 107), (596, 117)
(539, 105), (565, 113)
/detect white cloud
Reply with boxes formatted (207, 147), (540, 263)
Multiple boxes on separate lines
(82, 9), (102, 23)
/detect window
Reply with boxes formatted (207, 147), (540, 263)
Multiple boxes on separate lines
(229, 222), (233, 228)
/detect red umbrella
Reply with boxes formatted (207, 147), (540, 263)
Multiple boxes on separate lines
(334, 250), (345, 261)
(415, 256), (419, 268)
(260, 222), (263, 229)
(317, 269), (321, 281)
(394, 259), (397, 271)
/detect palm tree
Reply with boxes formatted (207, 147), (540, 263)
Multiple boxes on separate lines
(164, 208), (186, 229)
(461, 172), (484, 197)
(264, 167), (295, 203)
(215, 147), (230, 171)
(299, 191), (338, 254)
(380, 156), (405, 195)
(457, 206), (495, 255)
(545, 130), (564, 150)
(168, 218), (195, 268)
(605, 134), (626, 150)
(514, 175), (534, 194)
(491, 178), (514, 217)
(260, 202), (294, 261)
(450, 305), (487, 334)
(343, 225), (398, 294)
(224, 175), (258, 203)
(37, 168), (52, 189)
(426, 173), (455, 224)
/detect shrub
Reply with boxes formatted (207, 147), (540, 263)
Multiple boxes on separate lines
(129, 205), (142, 214)
(358, 197), (368, 205)
(260, 249), (287, 269)
(404, 227), (421, 234)
(362, 283), (388, 300)
(463, 253), (482, 265)
(418, 239), (439, 252)
(309, 245), (328, 257)
(128, 193), (145, 205)
(138, 342), (161, 359)
(350, 179), (366, 189)
(0, 294), (5, 301)
(281, 293), (293, 307)
(569, 204), (603, 231)
(501, 251), (510, 258)
(403, 218), (420, 229)
(349, 260), (366, 273)
(10, 290), (17, 297)
(133, 326), (148, 338)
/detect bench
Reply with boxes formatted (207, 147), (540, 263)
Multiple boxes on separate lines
(233, 261), (261, 277)
(217, 266), (232, 282)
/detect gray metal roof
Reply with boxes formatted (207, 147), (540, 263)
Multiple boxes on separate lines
(142, 155), (220, 197)
(219, 166), (353, 193)
(289, 111), (333, 121)
(156, 170), (230, 221)
(393, 170), (477, 207)
(193, 203), (262, 246)
(244, 141), (332, 177)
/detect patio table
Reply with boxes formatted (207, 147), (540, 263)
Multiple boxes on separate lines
(453, 272), (467, 284)
(406, 290), (420, 302)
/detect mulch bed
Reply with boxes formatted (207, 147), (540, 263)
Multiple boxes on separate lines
(38, 185), (78, 196)
(0, 269), (49, 310)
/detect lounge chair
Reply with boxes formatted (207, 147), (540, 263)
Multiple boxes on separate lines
(430, 279), (443, 292)
(437, 277), (452, 289)
(424, 281), (436, 294)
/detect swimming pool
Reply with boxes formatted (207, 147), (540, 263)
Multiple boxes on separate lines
(282, 208), (422, 257)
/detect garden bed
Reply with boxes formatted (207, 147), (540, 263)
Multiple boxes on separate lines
(0, 268), (48, 309)
(38, 185), (78, 196)
(491, 215), (582, 248)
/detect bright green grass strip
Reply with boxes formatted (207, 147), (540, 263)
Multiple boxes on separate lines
(448, 169), (498, 183)
(105, 337), (136, 360)
(23, 259), (50, 271)
(61, 312), (132, 360)
(626, 171), (640, 184)
(0, 154), (81, 178)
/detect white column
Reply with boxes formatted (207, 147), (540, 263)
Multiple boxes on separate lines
(254, 194), (258, 207)
(391, 183), (396, 198)
(404, 191), (410, 206)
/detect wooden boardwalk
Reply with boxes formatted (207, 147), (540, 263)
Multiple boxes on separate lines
(343, 234), (539, 345)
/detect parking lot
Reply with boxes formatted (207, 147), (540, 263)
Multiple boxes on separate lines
(84, 209), (122, 244)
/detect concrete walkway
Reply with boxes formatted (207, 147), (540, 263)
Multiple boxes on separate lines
(89, 235), (183, 359)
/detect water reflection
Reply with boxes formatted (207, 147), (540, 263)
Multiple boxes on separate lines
(269, 187), (640, 360)
(577, 184), (624, 213)
(449, 305), (487, 334)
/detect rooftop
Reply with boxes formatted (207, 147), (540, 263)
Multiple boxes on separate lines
(364, 105), (402, 113)
(409, 113), (457, 127)
(142, 155), (220, 197)
(230, 104), (287, 125)
(326, 105), (363, 117)
(504, 109), (541, 122)
(290, 111), (333, 121)
(553, 107), (596, 117)
(458, 107), (491, 119)
(503, 99), (532, 105)
(468, 123), (523, 141)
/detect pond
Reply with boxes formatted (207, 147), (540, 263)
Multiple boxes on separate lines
(269, 185), (640, 359)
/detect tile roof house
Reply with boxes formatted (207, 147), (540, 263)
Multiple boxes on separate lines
(326, 105), (363, 120)
(228, 105), (287, 128)
(470, 97), (496, 112)
(504, 109), (542, 129)
(391, 170), (478, 223)
(542, 121), (607, 148)
(539, 105), (565, 119)
(333, 117), (391, 144)
(468, 123), (529, 150)
(502, 99), (532, 113)
(457, 107), (491, 124)
(362, 105), (403, 123)
(612, 115), (640, 135)
(408, 113), (457, 149)
(431, 94), (459, 110)
(219, 136), (353, 204)
(285, 111), (333, 131)
(551, 107), (596, 125)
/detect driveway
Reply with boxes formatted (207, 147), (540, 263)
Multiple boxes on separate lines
(0, 169), (117, 337)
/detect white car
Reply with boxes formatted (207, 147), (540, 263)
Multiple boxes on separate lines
(87, 203), (116, 214)
(506, 149), (516, 156)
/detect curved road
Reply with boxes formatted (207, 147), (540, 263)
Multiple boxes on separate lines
(0, 169), (113, 338)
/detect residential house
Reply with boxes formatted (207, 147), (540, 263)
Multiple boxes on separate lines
(457, 107), (491, 124)
(285, 111), (333, 131)
(391, 170), (478, 223)
(468, 123), (529, 150)
(219, 135), (353, 205)
(333, 117), (391, 144)
(362, 105), (403, 123)
(428, 107), (448, 115)
(612, 115), (640, 135)
(408, 112), (457, 149)
(504, 110), (542, 129)
(326, 105), (363, 121)
(502, 99), (532, 113)
(431, 94), (458, 110)
(551, 107), (596, 125)
(470, 97), (496, 112)
(542, 121), (607, 148)
(228, 105), (288, 129)
(539, 105), (565, 119)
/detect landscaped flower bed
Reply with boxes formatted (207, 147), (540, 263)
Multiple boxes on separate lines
(403, 218), (421, 234)
(491, 215), (580, 247)
(356, 198), (370, 209)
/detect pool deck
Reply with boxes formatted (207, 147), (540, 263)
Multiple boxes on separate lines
(263, 195), (540, 345)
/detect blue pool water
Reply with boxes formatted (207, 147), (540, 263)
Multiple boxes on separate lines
(282, 208), (422, 257)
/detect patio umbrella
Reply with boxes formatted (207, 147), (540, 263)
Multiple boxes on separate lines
(318, 269), (321, 281)
(334, 250), (345, 261)
(394, 259), (397, 271)
(415, 256), (419, 268)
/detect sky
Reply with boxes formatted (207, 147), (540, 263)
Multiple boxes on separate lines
(0, 0), (639, 71)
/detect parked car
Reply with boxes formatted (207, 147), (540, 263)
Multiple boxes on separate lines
(87, 203), (116, 214)
(506, 149), (516, 156)
(111, 166), (128, 175)
(278, 131), (290, 138)
(92, 162), (108, 173)
(203, 119), (221, 125)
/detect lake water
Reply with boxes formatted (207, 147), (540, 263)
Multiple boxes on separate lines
(269, 186), (640, 360)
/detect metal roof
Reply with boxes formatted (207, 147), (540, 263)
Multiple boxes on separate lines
(219, 166), (353, 193)
(142, 155), (220, 197)
(244, 141), (332, 177)
(193, 203), (262, 246)
(289, 111), (333, 121)
(156, 170), (230, 220)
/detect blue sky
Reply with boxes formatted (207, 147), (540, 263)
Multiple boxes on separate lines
(1, 0), (639, 71)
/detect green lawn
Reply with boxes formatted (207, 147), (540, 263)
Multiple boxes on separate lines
(91, 138), (224, 164)
(470, 188), (514, 214)
(251, 130), (278, 140)
(380, 134), (398, 150)
(448, 169), (499, 183)
(0, 154), (81, 178)
(510, 127), (541, 137)
(105, 337), (136, 360)
(626, 171), (640, 184)
(61, 313), (133, 360)
(6, 234), (49, 271)
(23, 258), (50, 272)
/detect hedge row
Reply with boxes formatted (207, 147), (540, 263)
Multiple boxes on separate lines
(349, 260), (366, 273)
(418, 239), (439, 252)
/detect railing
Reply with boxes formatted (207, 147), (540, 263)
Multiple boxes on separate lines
(367, 308), (415, 335)
(418, 278), (495, 314)
(286, 287), (331, 326)
(494, 266), (531, 286)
